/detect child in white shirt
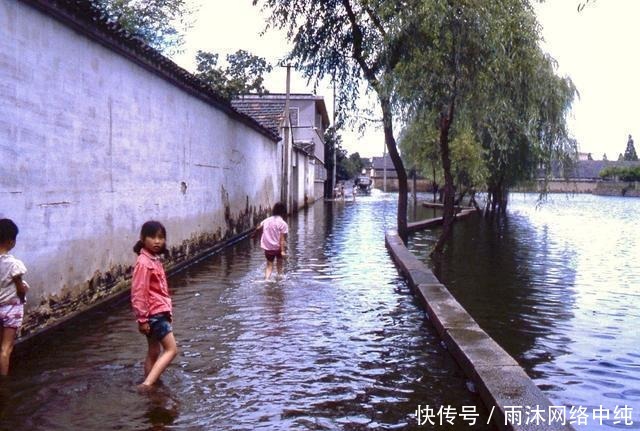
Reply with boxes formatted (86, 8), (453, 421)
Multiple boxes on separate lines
(0, 218), (29, 376)
(254, 203), (289, 280)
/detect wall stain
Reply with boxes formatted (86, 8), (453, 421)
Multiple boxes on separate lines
(20, 202), (271, 339)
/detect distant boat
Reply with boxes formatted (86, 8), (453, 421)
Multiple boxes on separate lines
(355, 175), (372, 195)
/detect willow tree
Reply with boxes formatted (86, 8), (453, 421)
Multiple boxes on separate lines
(254, 0), (418, 238)
(472, 11), (577, 216)
(394, 1), (576, 253)
(393, 1), (526, 254)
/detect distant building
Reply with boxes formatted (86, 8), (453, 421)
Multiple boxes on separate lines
(534, 160), (640, 194)
(232, 93), (330, 209)
(369, 154), (433, 192)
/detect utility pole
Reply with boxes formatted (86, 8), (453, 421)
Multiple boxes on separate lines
(281, 64), (292, 213)
(332, 79), (337, 197)
(383, 141), (387, 192)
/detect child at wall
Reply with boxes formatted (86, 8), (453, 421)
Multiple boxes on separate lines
(254, 203), (289, 280)
(0, 219), (29, 376)
(131, 220), (178, 389)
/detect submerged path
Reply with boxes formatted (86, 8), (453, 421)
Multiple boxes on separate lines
(3, 194), (490, 430)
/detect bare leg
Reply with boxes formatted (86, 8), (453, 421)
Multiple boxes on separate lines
(265, 260), (274, 280)
(141, 332), (178, 387)
(276, 256), (284, 275)
(144, 337), (161, 377)
(0, 327), (17, 376)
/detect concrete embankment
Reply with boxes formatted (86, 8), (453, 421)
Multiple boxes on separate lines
(407, 208), (477, 233)
(386, 216), (574, 431)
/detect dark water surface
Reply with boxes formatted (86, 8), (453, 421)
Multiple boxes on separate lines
(409, 193), (640, 430)
(2, 192), (490, 430)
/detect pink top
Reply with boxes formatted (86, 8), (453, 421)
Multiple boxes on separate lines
(131, 248), (172, 324)
(259, 215), (289, 251)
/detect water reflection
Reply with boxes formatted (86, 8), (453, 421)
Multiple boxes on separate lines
(2, 193), (491, 430)
(409, 193), (640, 430)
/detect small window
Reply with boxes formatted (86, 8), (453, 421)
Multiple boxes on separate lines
(289, 107), (299, 127)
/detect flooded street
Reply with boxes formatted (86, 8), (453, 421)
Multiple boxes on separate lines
(3, 193), (489, 430)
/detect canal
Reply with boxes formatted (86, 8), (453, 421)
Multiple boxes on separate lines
(2, 192), (490, 431)
(409, 193), (640, 430)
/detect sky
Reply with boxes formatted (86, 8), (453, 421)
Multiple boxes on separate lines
(172, 0), (640, 161)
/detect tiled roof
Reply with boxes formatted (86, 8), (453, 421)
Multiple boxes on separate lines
(19, 0), (279, 142)
(371, 154), (398, 170)
(239, 93), (330, 129)
(231, 99), (284, 137)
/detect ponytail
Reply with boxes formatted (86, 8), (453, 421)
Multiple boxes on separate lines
(133, 239), (144, 255)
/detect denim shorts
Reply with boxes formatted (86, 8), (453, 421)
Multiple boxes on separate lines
(147, 312), (173, 341)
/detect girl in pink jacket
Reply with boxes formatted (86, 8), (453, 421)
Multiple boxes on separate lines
(131, 220), (178, 389)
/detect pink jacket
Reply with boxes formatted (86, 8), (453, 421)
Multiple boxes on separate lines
(131, 249), (172, 324)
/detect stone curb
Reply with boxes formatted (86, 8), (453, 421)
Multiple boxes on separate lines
(407, 209), (477, 233)
(385, 230), (574, 431)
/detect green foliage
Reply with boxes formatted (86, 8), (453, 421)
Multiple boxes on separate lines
(92, 0), (195, 54)
(195, 50), (273, 100)
(393, 0), (577, 215)
(599, 166), (640, 182)
(337, 152), (366, 180)
(399, 113), (441, 181)
(323, 127), (362, 181)
(450, 127), (487, 192)
(472, 4), (577, 192)
(400, 116), (486, 192)
(398, 112), (443, 207)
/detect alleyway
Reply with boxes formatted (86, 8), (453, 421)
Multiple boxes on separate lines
(3, 195), (489, 430)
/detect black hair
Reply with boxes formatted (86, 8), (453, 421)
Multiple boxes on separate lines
(272, 202), (287, 218)
(0, 219), (19, 243)
(133, 220), (168, 255)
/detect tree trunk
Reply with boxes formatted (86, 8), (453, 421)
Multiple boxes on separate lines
(432, 110), (456, 257)
(469, 191), (481, 211)
(432, 162), (437, 203)
(380, 96), (408, 240)
(412, 169), (417, 208)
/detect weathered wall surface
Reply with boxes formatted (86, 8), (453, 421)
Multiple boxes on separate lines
(0, 1), (279, 336)
(594, 180), (640, 197)
(513, 180), (640, 196)
(525, 180), (596, 193)
(372, 178), (434, 192)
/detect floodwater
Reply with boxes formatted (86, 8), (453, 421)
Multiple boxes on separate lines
(2, 191), (491, 431)
(409, 193), (640, 430)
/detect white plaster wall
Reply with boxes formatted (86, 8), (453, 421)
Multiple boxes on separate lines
(0, 1), (279, 316)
